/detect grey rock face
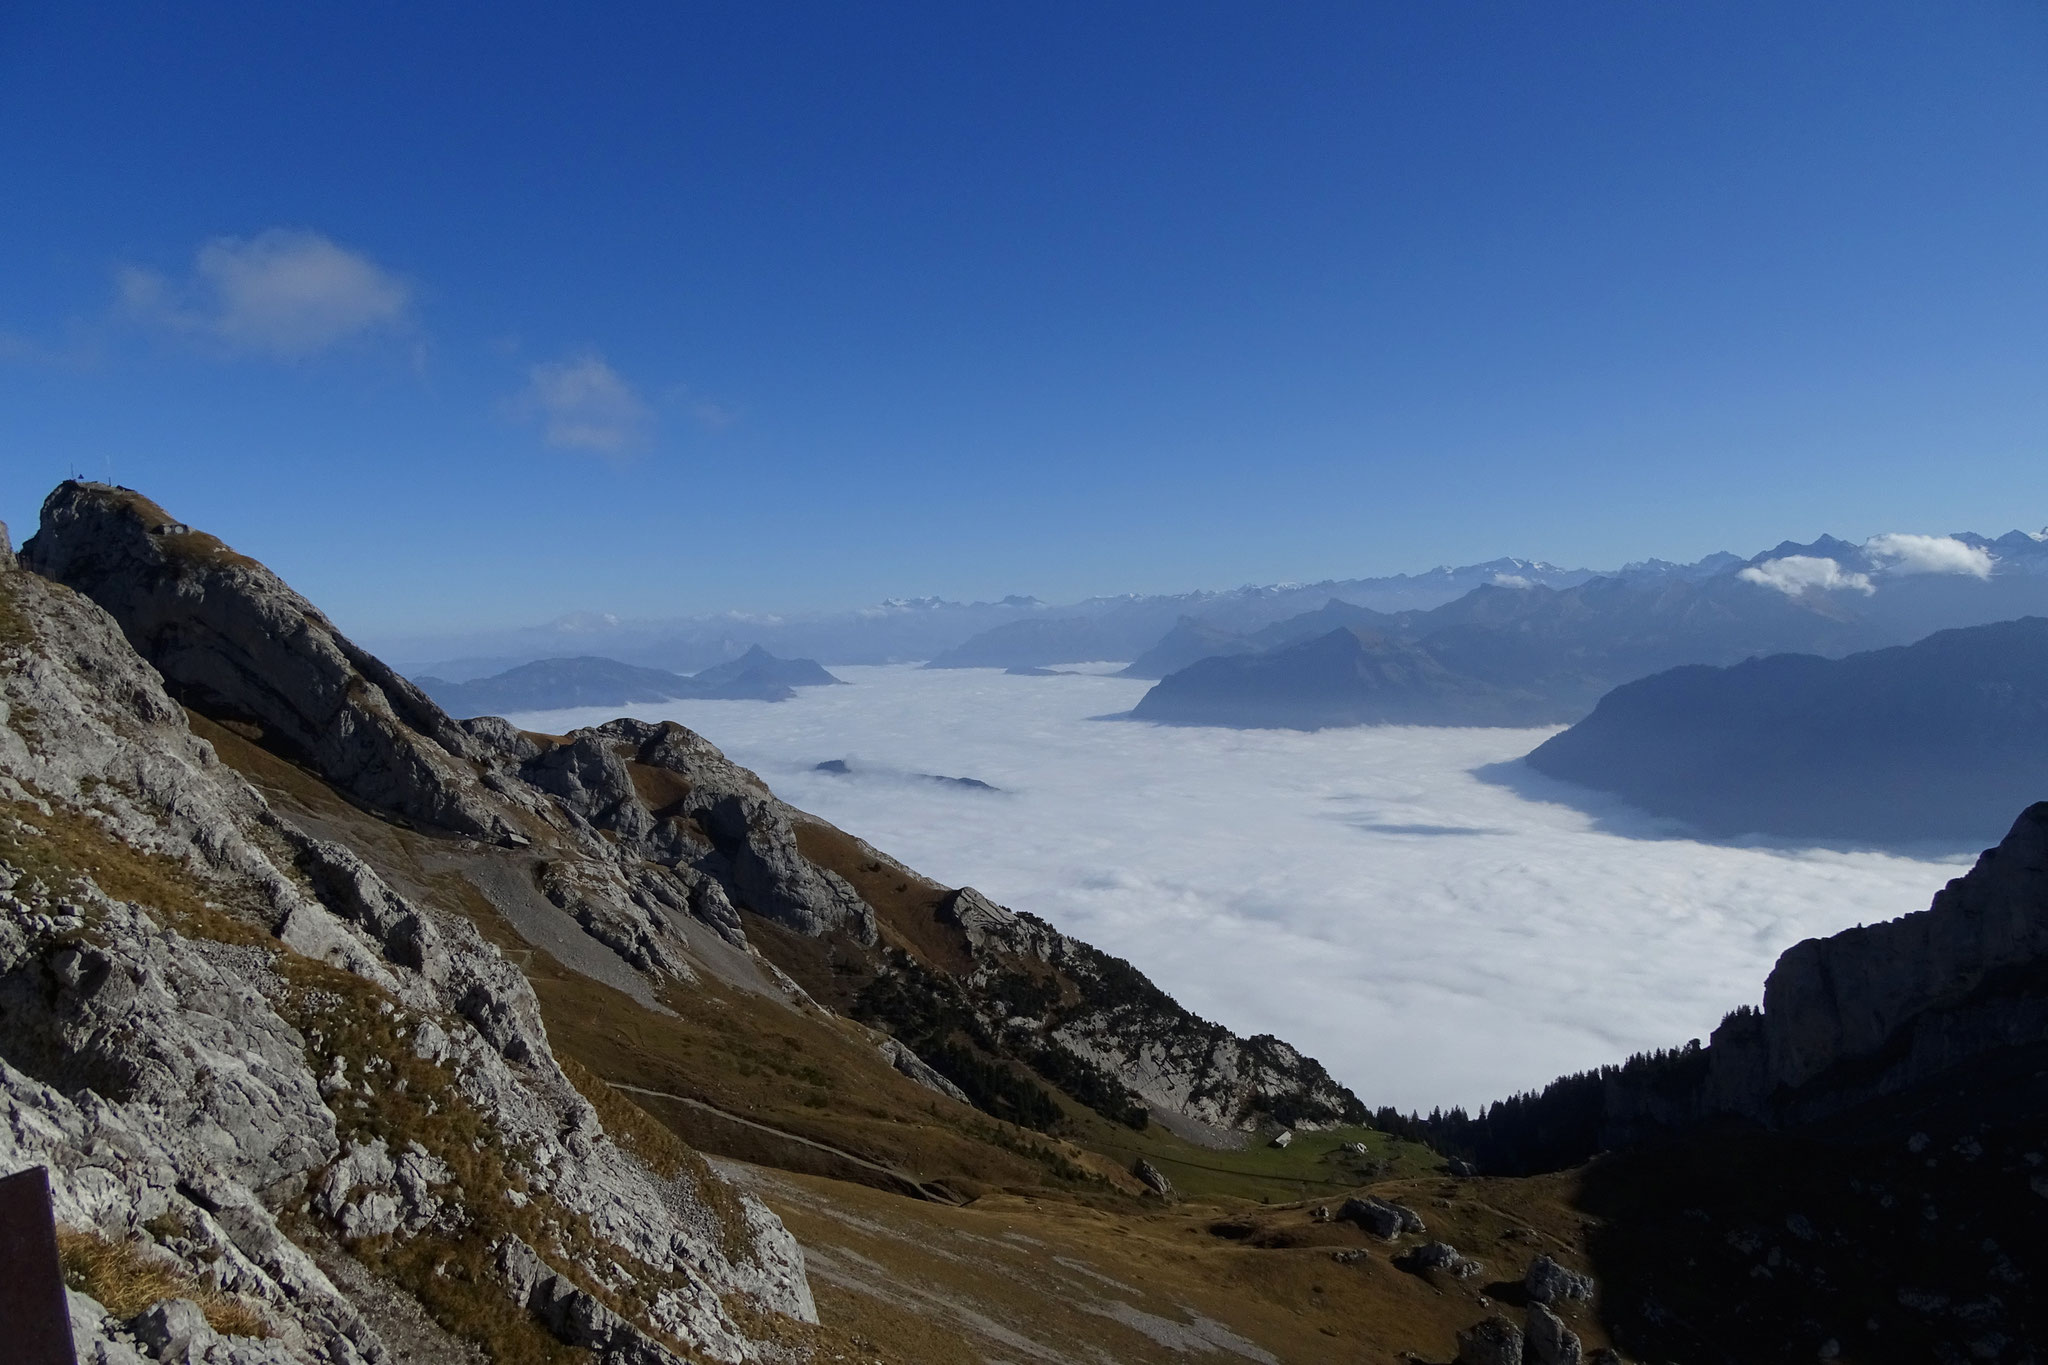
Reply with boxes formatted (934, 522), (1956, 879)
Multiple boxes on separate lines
(1407, 1240), (1483, 1279)
(1525, 1301), (1585, 1365)
(0, 553), (814, 1362)
(1455, 1314), (1525, 1365)
(877, 1036), (971, 1105)
(941, 886), (1048, 957)
(1339, 1195), (1424, 1241)
(694, 789), (877, 945)
(22, 481), (516, 843)
(131, 1297), (218, 1357)
(1525, 1254), (1596, 1305)
(1539, 801), (2048, 1161)
(1133, 1158), (1175, 1200)
(497, 1236), (692, 1365)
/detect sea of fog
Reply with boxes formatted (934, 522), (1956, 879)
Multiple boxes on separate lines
(508, 664), (1968, 1114)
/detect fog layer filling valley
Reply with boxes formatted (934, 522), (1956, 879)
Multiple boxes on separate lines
(510, 664), (1963, 1113)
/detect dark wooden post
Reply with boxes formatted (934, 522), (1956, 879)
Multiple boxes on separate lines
(0, 1166), (79, 1364)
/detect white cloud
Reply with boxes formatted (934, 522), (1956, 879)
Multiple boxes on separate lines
(1737, 555), (1874, 597)
(1490, 573), (1535, 589)
(522, 352), (651, 454)
(1864, 532), (1994, 579)
(505, 665), (1960, 1112)
(121, 229), (411, 356)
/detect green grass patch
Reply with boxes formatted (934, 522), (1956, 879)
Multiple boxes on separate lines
(1068, 1119), (1439, 1206)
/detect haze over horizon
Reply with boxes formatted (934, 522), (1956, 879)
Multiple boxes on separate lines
(5, 3), (2047, 641)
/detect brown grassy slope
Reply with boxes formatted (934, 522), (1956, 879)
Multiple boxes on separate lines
(788, 814), (970, 976)
(196, 712), (1641, 1361)
(194, 714), (1134, 1198)
(724, 1158), (1613, 1365)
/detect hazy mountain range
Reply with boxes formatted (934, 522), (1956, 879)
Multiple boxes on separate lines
(416, 645), (844, 716)
(379, 557), (1600, 679)
(1523, 616), (2048, 847)
(1131, 529), (2048, 729)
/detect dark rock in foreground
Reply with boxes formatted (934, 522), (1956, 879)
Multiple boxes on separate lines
(1436, 799), (2048, 1171)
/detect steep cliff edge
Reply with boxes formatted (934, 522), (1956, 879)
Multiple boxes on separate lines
(1435, 801), (2048, 1173)
(0, 519), (814, 1364)
(1723, 798), (2048, 1122)
(21, 485), (519, 844)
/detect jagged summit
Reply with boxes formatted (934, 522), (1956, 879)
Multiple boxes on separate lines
(24, 482), (520, 844)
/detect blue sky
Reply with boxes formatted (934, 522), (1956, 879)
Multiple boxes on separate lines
(3, 2), (2045, 640)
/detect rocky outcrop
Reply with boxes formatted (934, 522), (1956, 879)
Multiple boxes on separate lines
(1132, 1158), (1175, 1200)
(1441, 802), (2048, 1172)
(1455, 1315), (1524, 1365)
(1647, 801), (2048, 1139)
(1736, 801), (2048, 1106)
(18, 483), (1359, 1146)
(1404, 1240), (1483, 1279)
(1339, 1195), (1424, 1241)
(877, 1036), (972, 1104)
(921, 887), (1365, 1133)
(1525, 1302), (1584, 1365)
(1525, 1254), (1596, 1305)
(0, 545), (814, 1363)
(22, 483), (517, 843)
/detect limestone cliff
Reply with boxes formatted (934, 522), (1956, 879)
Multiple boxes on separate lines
(0, 518), (813, 1364)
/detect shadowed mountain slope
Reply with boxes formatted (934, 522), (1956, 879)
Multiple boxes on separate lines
(417, 655), (701, 714)
(1130, 536), (2048, 729)
(417, 645), (846, 716)
(1116, 616), (1259, 679)
(1132, 626), (1568, 729)
(689, 643), (844, 693)
(1524, 618), (2048, 847)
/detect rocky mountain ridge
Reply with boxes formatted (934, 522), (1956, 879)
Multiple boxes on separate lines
(23, 483), (1361, 1145)
(0, 511), (813, 1364)
(1432, 799), (2048, 1174)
